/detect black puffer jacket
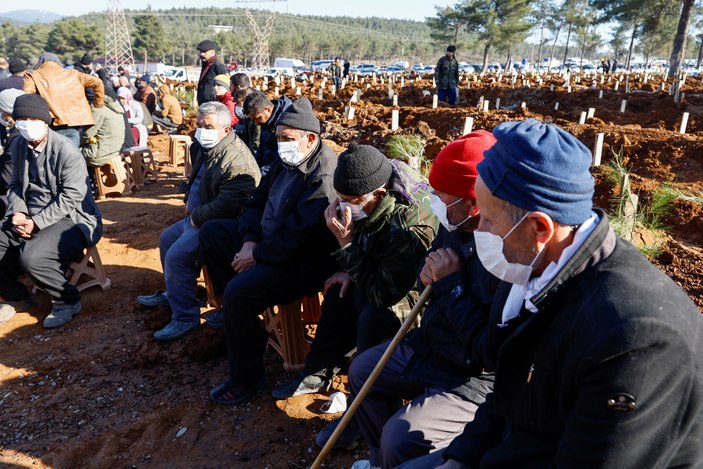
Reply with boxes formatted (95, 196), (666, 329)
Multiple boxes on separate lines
(402, 228), (499, 404)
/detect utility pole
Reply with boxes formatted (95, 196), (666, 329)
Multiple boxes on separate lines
(233, 0), (288, 70)
(105, 0), (136, 74)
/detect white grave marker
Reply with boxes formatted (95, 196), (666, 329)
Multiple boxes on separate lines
(593, 133), (604, 166)
(463, 117), (474, 135)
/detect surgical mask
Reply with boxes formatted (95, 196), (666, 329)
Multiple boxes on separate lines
(339, 201), (368, 221)
(1, 115), (13, 128)
(235, 106), (245, 120)
(474, 212), (543, 286)
(278, 140), (307, 166)
(195, 127), (221, 149)
(429, 193), (470, 232)
(15, 120), (48, 142)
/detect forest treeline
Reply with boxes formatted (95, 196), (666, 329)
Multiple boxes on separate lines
(0, 0), (699, 76)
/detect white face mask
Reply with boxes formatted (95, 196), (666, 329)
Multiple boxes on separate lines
(278, 140), (307, 166)
(195, 127), (221, 149)
(339, 200), (368, 221)
(474, 212), (543, 286)
(234, 106), (245, 120)
(429, 193), (471, 232)
(15, 120), (48, 142)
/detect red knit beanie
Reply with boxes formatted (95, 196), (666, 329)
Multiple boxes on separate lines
(429, 129), (497, 200)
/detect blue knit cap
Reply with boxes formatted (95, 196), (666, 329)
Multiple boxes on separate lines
(478, 119), (594, 225)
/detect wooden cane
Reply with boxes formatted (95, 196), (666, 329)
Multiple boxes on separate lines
(310, 284), (433, 469)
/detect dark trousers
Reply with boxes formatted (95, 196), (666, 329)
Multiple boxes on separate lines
(0, 217), (87, 303)
(152, 115), (178, 130)
(304, 283), (402, 378)
(437, 87), (457, 105)
(199, 219), (334, 387)
(350, 342), (478, 468)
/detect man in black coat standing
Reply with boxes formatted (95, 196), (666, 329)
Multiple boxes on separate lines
(196, 39), (229, 106)
(398, 118), (703, 469)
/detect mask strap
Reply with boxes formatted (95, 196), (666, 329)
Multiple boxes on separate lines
(454, 213), (472, 228)
(502, 211), (531, 241)
(446, 197), (464, 208)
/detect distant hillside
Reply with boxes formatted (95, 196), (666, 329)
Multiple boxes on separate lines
(0, 9), (63, 24)
(1, 7), (447, 65)
(118, 7), (438, 66)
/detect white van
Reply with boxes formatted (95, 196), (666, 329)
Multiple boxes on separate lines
(273, 58), (306, 70)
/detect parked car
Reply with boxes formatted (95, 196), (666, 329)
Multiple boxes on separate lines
(351, 63), (378, 75)
(385, 65), (405, 74)
(311, 59), (334, 71)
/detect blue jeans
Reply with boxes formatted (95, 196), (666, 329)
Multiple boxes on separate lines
(437, 88), (457, 105)
(51, 126), (81, 148)
(160, 217), (201, 324)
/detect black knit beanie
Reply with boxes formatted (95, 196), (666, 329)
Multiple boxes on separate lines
(80, 53), (93, 65)
(12, 93), (52, 125)
(334, 143), (393, 196)
(276, 98), (321, 134)
(9, 59), (26, 74)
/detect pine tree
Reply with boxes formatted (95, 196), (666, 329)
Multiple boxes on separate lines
(669, 0), (696, 78)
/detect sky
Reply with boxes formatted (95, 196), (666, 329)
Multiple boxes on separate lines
(2, 1), (450, 22)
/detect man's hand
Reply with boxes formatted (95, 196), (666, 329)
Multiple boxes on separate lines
(11, 213), (34, 239)
(323, 271), (353, 298)
(419, 248), (461, 286)
(232, 241), (257, 273)
(325, 199), (353, 246)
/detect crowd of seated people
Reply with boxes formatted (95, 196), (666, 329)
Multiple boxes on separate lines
(0, 46), (702, 469)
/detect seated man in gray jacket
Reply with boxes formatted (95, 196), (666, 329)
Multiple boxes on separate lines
(137, 101), (261, 340)
(0, 94), (102, 327)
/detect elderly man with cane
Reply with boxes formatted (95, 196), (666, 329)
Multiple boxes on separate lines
(397, 118), (703, 468)
(314, 131), (501, 469)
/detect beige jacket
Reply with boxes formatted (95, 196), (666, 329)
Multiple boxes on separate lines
(24, 62), (104, 127)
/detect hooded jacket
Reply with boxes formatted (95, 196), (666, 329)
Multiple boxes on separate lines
(255, 96), (291, 170)
(81, 96), (128, 166)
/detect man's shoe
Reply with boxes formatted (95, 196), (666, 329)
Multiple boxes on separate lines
(153, 319), (198, 340)
(210, 378), (266, 405)
(137, 290), (169, 307)
(0, 297), (33, 323)
(205, 309), (225, 328)
(315, 416), (362, 449)
(272, 372), (328, 399)
(43, 301), (81, 328)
